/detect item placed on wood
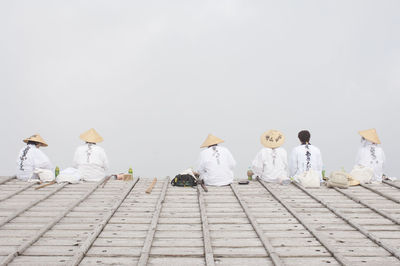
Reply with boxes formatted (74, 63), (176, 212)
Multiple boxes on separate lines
(326, 171), (350, 189)
(116, 174), (133, 181)
(350, 165), (374, 184)
(199, 179), (208, 192)
(35, 180), (56, 190)
(238, 180), (249, 185)
(296, 170), (320, 188)
(146, 178), (157, 194)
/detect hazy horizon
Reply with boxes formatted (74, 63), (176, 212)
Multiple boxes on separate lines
(1, 1), (399, 179)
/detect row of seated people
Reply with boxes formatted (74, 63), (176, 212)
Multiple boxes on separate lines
(16, 128), (385, 186)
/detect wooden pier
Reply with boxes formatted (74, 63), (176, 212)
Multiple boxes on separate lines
(1, 176), (400, 265)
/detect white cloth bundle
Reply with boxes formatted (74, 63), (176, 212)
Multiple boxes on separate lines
(34, 168), (55, 182)
(350, 165), (374, 184)
(296, 169), (321, 188)
(56, 167), (82, 184)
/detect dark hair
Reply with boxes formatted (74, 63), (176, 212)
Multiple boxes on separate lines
(298, 130), (311, 144)
(27, 141), (40, 146)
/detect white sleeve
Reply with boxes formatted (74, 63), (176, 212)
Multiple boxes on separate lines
(289, 149), (297, 177)
(316, 149), (323, 172)
(34, 150), (53, 170)
(102, 150), (109, 171)
(227, 150), (236, 170)
(251, 151), (264, 177)
(282, 149), (289, 175)
(196, 153), (206, 175)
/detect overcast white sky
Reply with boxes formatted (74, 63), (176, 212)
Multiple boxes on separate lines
(1, 1), (399, 179)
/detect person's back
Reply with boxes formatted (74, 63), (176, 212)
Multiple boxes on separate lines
(253, 147), (288, 182)
(16, 134), (52, 181)
(73, 128), (109, 182)
(355, 129), (385, 182)
(290, 130), (323, 181)
(251, 130), (288, 183)
(196, 134), (236, 186)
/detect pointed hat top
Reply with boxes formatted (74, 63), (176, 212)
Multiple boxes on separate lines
(358, 128), (381, 144)
(80, 128), (103, 143)
(200, 134), (224, 148)
(23, 134), (48, 147)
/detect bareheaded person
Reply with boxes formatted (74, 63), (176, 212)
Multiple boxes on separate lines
(290, 130), (323, 182)
(355, 129), (385, 182)
(250, 130), (289, 184)
(196, 134), (236, 186)
(16, 134), (53, 181)
(73, 128), (109, 182)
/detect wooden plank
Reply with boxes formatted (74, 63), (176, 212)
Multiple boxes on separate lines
(258, 180), (348, 265)
(137, 178), (169, 266)
(0, 176), (15, 185)
(230, 184), (283, 266)
(0, 183), (68, 228)
(383, 180), (400, 190)
(0, 182), (36, 202)
(197, 185), (215, 266)
(70, 178), (140, 266)
(293, 182), (400, 262)
(360, 183), (400, 204)
(0, 178), (107, 265)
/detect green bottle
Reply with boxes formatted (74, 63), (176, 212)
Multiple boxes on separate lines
(55, 166), (60, 177)
(247, 167), (253, 181)
(128, 167), (133, 175)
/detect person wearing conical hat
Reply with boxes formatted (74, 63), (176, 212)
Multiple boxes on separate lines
(195, 134), (236, 186)
(249, 130), (289, 184)
(73, 128), (109, 181)
(354, 129), (385, 182)
(290, 130), (323, 182)
(16, 134), (53, 181)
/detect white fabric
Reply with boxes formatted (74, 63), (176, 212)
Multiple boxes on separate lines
(355, 138), (385, 182)
(73, 143), (109, 182)
(16, 144), (53, 181)
(34, 169), (55, 182)
(251, 147), (289, 183)
(327, 171), (349, 188)
(290, 144), (323, 182)
(196, 146), (236, 186)
(297, 169), (321, 188)
(56, 167), (82, 184)
(350, 165), (374, 183)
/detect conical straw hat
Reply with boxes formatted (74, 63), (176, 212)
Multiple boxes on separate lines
(80, 128), (103, 143)
(200, 134), (224, 148)
(23, 134), (48, 147)
(261, 130), (285, 148)
(358, 128), (381, 144)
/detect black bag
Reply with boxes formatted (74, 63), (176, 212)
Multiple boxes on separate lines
(171, 174), (197, 187)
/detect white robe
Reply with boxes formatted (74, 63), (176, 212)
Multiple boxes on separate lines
(16, 144), (53, 181)
(290, 144), (323, 181)
(196, 146), (236, 186)
(73, 144), (109, 181)
(251, 147), (289, 183)
(355, 139), (385, 182)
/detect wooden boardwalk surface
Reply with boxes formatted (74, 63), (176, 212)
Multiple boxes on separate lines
(0, 176), (400, 265)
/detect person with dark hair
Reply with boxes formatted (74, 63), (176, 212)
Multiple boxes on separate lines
(290, 130), (323, 182)
(196, 134), (236, 186)
(16, 134), (53, 181)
